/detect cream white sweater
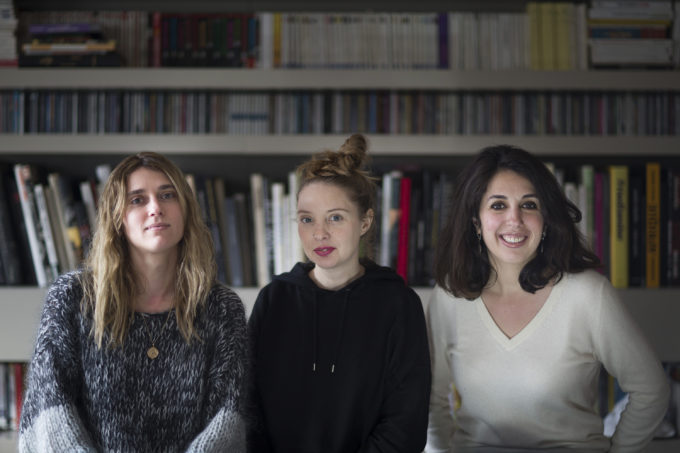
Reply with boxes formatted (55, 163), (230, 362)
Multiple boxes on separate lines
(426, 270), (669, 453)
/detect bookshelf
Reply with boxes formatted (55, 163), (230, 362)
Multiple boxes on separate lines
(2, 0), (680, 448)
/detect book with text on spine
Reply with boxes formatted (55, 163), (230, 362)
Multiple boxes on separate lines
(646, 162), (661, 288)
(609, 165), (629, 288)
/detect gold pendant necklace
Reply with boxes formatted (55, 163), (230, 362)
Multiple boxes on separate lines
(140, 309), (173, 360)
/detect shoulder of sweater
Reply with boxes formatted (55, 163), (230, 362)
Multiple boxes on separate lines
(44, 270), (85, 312)
(204, 282), (246, 318)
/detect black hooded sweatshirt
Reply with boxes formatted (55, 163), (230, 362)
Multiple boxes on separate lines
(247, 261), (431, 453)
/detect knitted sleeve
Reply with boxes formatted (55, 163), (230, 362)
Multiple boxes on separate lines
(425, 286), (456, 453)
(18, 272), (96, 452)
(184, 284), (248, 453)
(592, 276), (670, 452)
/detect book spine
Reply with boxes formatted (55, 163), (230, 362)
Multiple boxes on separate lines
(250, 173), (269, 287)
(13, 164), (48, 287)
(396, 176), (412, 282)
(646, 162), (661, 287)
(609, 165), (629, 288)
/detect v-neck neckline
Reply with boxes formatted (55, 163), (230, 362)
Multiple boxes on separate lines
(475, 279), (561, 350)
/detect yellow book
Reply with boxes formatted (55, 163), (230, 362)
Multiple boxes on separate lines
(646, 162), (661, 288)
(554, 2), (574, 70)
(609, 165), (629, 288)
(527, 2), (542, 70)
(539, 2), (557, 70)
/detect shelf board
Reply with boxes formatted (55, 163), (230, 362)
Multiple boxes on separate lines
(1, 134), (679, 156)
(1, 68), (680, 90)
(2, 286), (679, 363)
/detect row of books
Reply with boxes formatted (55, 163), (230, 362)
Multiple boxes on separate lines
(0, 363), (24, 432)
(550, 162), (680, 288)
(0, 0), (17, 67)
(0, 164), (107, 287)
(587, 0), (676, 67)
(2, 157), (680, 289)
(16, 4), (680, 69)
(19, 22), (123, 67)
(1, 90), (679, 136)
(18, 10), (149, 67)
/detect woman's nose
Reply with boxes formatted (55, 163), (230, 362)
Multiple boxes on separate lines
(506, 206), (522, 223)
(313, 224), (329, 240)
(148, 197), (162, 216)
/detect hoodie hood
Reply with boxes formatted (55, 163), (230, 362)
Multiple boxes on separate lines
(272, 260), (405, 373)
(273, 260), (404, 290)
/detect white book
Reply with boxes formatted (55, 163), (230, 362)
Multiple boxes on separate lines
(250, 173), (270, 287)
(462, 13), (478, 70)
(271, 181), (285, 275)
(13, 164), (48, 287)
(79, 180), (97, 231)
(589, 38), (673, 65)
(258, 12), (274, 69)
(0, 363), (7, 430)
(33, 184), (59, 281)
(288, 170), (304, 266)
(590, 0), (672, 11)
(379, 172), (393, 266)
(448, 13), (461, 69)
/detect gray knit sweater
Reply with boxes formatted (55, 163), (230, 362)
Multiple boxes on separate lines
(18, 271), (248, 453)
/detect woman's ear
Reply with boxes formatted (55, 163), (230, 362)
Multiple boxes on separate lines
(472, 218), (481, 235)
(361, 209), (374, 235)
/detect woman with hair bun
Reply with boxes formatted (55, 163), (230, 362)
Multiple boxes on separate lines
(247, 134), (431, 452)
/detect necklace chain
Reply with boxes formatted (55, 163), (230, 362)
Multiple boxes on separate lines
(140, 310), (173, 359)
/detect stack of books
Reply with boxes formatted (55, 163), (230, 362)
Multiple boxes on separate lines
(588, 0), (675, 67)
(19, 22), (122, 67)
(0, 0), (17, 66)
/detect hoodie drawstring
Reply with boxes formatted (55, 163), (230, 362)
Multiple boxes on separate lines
(312, 288), (351, 374)
(312, 290), (317, 372)
(330, 290), (350, 374)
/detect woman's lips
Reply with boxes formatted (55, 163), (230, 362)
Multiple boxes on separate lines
(314, 247), (335, 257)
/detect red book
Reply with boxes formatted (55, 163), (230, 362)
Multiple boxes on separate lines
(396, 177), (412, 283)
(13, 363), (24, 430)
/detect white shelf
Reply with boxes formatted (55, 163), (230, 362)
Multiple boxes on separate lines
(1, 68), (680, 90)
(1, 134), (679, 156)
(3, 285), (679, 363)
(0, 426), (678, 452)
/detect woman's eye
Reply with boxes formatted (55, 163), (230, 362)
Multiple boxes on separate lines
(490, 202), (505, 210)
(130, 196), (144, 205)
(160, 191), (176, 200)
(522, 200), (539, 209)
(298, 217), (312, 224)
(329, 214), (343, 222)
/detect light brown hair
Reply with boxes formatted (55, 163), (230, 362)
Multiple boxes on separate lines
(81, 152), (216, 347)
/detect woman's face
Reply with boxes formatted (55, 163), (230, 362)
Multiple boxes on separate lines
(477, 170), (544, 271)
(297, 181), (372, 278)
(122, 167), (184, 262)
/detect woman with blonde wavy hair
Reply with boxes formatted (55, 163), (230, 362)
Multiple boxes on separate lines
(248, 134), (431, 452)
(19, 152), (248, 452)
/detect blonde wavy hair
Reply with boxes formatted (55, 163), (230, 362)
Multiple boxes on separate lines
(81, 152), (216, 348)
(296, 133), (378, 256)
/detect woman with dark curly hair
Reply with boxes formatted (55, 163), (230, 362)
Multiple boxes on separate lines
(426, 145), (669, 452)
